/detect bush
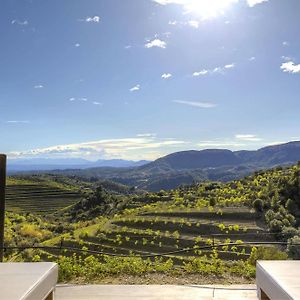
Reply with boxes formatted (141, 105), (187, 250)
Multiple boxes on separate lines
(287, 236), (300, 259)
(248, 246), (288, 266)
(253, 199), (264, 213)
(281, 226), (299, 240)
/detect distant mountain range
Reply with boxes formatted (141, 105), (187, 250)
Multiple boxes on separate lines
(10, 141), (300, 191)
(142, 141), (300, 171)
(8, 158), (150, 172)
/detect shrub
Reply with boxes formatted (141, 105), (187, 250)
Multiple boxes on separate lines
(253, 199), (264, 213)
(248, 246), (288, 266)
(287, 236), (300, 259)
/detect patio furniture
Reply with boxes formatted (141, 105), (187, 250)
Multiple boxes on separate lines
(0, 262), (58, 300)
(256, 260), (300, 300)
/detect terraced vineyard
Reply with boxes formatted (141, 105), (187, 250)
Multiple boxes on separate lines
(6, 164), (299, 283)
(45, 206), (278, 270)
(6, 182), (83, 214)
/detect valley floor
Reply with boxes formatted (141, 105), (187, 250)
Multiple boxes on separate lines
(56, 284), (257, 300)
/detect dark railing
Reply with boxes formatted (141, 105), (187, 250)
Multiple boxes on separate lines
(1, 241), (298, 259)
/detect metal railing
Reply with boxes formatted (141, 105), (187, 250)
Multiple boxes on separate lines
(1, 241), (299, 259)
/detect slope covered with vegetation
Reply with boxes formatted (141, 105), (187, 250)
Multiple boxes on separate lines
(3, 163), (300, 283)
(50, 141), (300, 191)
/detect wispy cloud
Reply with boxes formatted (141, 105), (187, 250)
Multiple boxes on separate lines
(145, 39), (167, 49)
(224, 63), (235, 69)
(173, 100), (217, 108)
(235, 134), (262, 142)
(280, 61), (300, 74)
(34, 85), (44, 89)
(85, 16), (100, 23)
(161, 73), (172, 79)
(9, 136), (188, 160)
(11, 20), (28, 26)
(193, 70), (209, 77)
(136, 133), (157, 137)
(281, 56), (292, 62)
(152, 0), (267, 20)
(247, 0), (268, 7)
(75, 43), (80, 47)
(282, 41), (289, 47)
(69, 97), (88, 102)
(6, 120), (30, 124)
(187, 20), (199, 28)
(198, 141), (246, 148)
(249, 56), (256, 61)
(168, 20), (177, 25)
(93, 101), (103, 105)
(193, 63), (235, 77)
(130, 84), (140, 92)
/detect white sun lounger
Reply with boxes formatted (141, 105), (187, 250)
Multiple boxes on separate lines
(256, 260), (300, 300)
(0, 262), (58, 300)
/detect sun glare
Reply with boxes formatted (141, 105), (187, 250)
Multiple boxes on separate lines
(184, 0), (238, 20)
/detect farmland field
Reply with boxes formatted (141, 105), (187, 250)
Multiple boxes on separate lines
(5, 177), (84, 214)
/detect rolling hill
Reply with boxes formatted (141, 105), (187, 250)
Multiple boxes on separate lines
(15, 141), (300, 191)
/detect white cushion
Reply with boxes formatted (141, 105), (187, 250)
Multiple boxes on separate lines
(256, 260), (300, 300)
(0, 262), (58, 300)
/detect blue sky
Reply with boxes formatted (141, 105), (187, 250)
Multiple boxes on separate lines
(1, 0), (300, 161)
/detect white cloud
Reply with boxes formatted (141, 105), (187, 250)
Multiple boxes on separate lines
(136, 133), (157, 137)
(193, 70), (209, 76)
(187, 20), (199, 28)
(93, 101), (103, 105)
(173, 100), (217, 108)
(9, 136), (188, 160)
(145, 39), (167, 49)
(235, 134), (262, 142)
(247, 0), (268, 7)
(6, 120), (30, 124)
(249, 56), (256, 61)
(124, 45), (132, 49)
(75, 43), (80, 47)
(130, 84), (140, 92)
(161, 73), (172, 79)
(153, 0), (268, 7)
(224, 63), (235, 69)
(152, 0), (266, 20)
(69, 97), (88, 102)
(168, 20), (177, 25)
(11, 20), (28, 26)
(281, 56), (292, 62)
(282, 41), (289, 46)
(85, 16), (100, 23)
(280, 61), (300, 74)
(34, 85), (44, 89)
(198, 141), (246, 148)
(193, 63), (235, 77)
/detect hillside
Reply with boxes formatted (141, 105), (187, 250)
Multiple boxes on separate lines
(6, 175), (87, 215)
(5, 162), (300, 284)
(47, 141), (300, 191)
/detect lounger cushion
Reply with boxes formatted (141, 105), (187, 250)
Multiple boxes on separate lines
(0, 262), (58, 300)
(256, 260), (300, 300)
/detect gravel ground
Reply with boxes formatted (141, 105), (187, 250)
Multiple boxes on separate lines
(67, 272), (255, 285)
